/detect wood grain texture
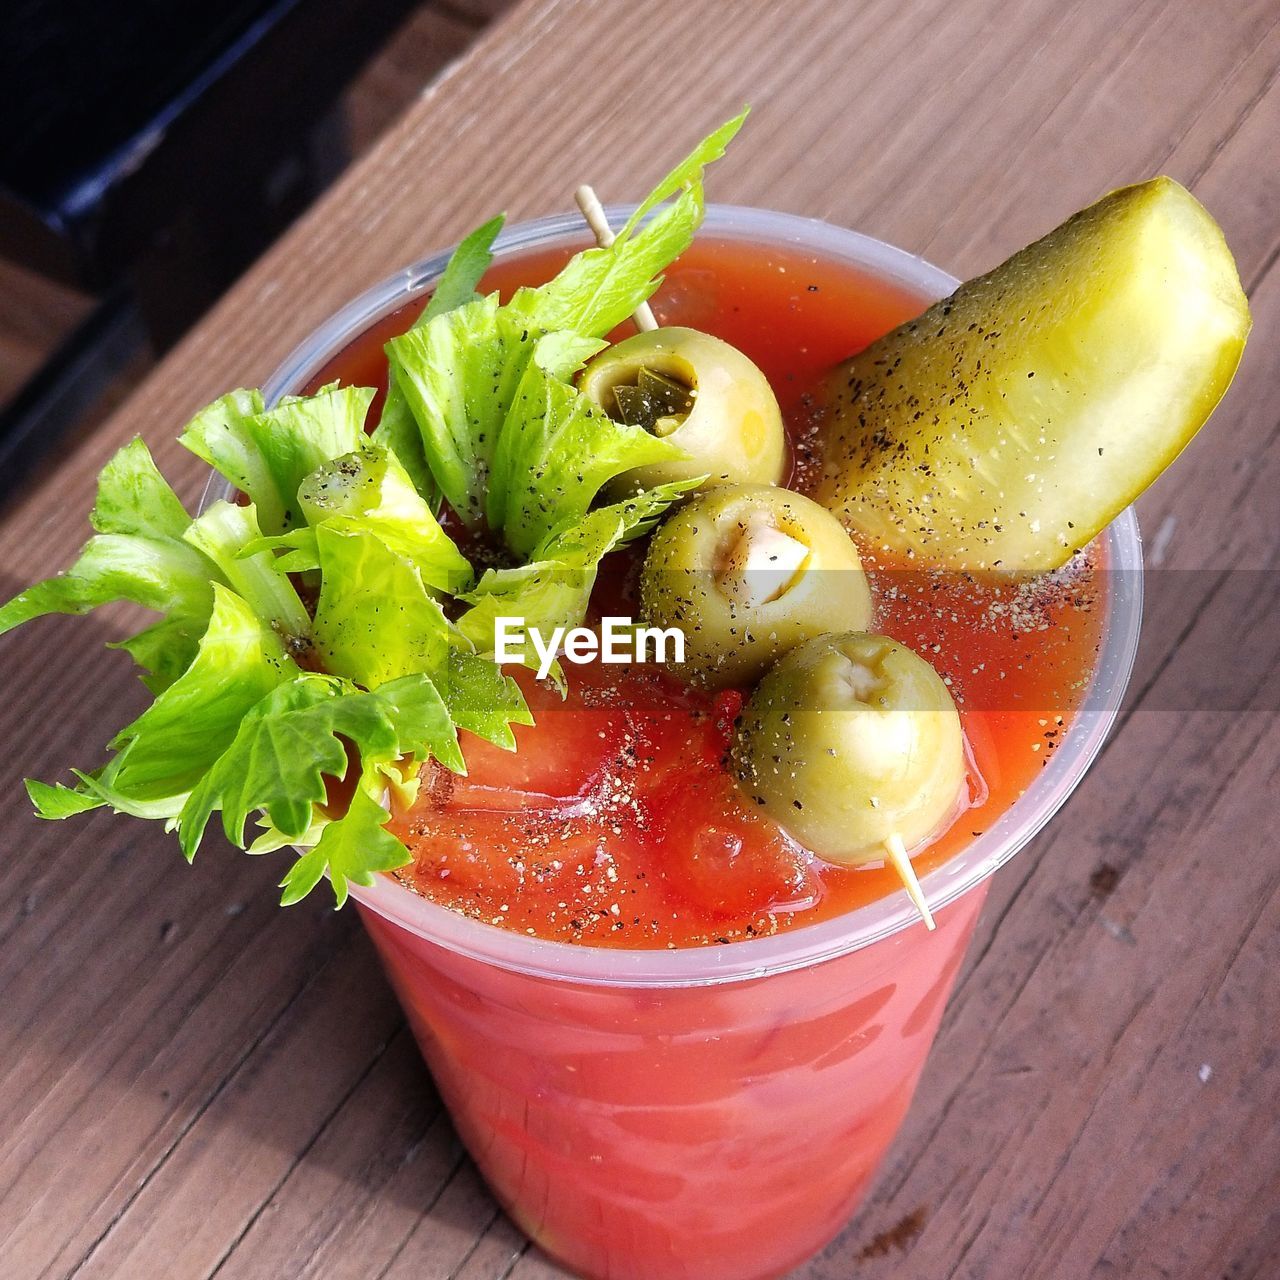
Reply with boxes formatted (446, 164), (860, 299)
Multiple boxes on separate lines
(0, 259), (95, 409)
(338, 5), (489, 158)
(0, 1), (1275, 1277)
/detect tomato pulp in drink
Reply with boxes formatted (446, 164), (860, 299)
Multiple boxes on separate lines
(310, 234), (1106, 1280)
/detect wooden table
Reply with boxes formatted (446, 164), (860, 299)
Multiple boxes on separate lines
(2, 1), (1276, 1276)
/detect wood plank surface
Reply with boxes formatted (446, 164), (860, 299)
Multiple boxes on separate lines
(0, 1), (1276, 1277)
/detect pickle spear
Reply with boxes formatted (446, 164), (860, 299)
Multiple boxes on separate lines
(816, 178), (1250, 571)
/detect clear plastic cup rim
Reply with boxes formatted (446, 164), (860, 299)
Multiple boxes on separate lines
(219, 204), (1143, 988)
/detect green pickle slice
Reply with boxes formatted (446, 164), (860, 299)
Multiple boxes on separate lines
(816, 177), (1251, 571)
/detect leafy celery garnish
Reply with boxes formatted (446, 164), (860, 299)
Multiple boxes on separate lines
(0, 401), (529, 904)
(508, 109), (747, 337)
(185, 501), (311, 639)
(372, 214), (506, 503)
(421, 213), (507, 323)
(385, 295), (513, 524)
(24, 582), (300, 825)
(297, 445), (472, 593)
(386, 110), (748, 550)
(439, 649), (534, 749)
(311, 524), (455, 689)
(458, 479), (701, 669)
(487, 347), (684, 558)
(178, 671), (467, 905)
(86, 584), (299, 816)
(180, 384), (373, 534)
(0, 115), (747, 906)
(282, 788), (407, 907)
(0, 438), (219, 691)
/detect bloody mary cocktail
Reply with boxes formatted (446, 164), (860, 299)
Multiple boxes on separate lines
(285, 209), (1142, 1279)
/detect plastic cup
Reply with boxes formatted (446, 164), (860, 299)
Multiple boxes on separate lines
(251, 207), (1143, 1280)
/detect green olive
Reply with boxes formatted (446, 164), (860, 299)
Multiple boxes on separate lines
(733, 633), (965, 867)
(579, 327), (785, 493)
(640, 484), (873, 688)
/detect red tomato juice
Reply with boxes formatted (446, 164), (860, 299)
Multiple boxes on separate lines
(308, 233), (1105, 1279)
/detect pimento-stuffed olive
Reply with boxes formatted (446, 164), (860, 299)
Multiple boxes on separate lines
(640, 484), (872, 689)
(579, 327), (785, 493)
(733, 633), (966, 927)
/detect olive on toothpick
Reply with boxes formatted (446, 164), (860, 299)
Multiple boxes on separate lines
(573, 186), (785, 494)
(733, 632), (968, 930)
(640, 484), (873, 690)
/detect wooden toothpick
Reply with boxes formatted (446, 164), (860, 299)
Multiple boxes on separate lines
(884, 832), (936, 931)
(574, 185), (659, 332)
